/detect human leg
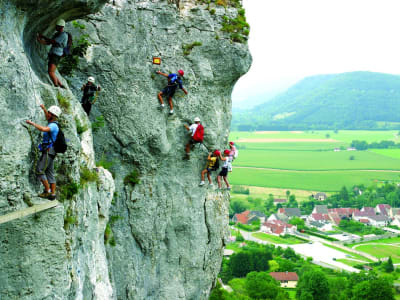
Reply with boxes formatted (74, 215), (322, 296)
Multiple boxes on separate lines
(168, 96), (174, 110)
(217, 175), (222, 188)
(48, 63), (59, 87)
(37, 152), (51, 197)
(207, 171), (212, 184)
(158, 91), (164, 105)
(45, 154), (57, 199)
(223, 176), (230, 189)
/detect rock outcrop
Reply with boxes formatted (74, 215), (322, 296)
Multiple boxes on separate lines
(0, 0), (251, 299)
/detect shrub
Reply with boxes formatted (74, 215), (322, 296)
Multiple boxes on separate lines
(182, 41), (202, 55)
(58, 182), (79, 202)
(75, 117), (88, 135)
(64, 207), (78, 230)
(96, 154), (115, 177)
(92, 115), (105, 131)
(232, 185), (250, 195)
(80, 166), (99, 185)
(124, 169), (140, 186)
(57, 92), (71, 112)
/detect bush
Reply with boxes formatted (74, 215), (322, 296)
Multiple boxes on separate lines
(80, 166), (99, 185)
(232, 185), (250, 195)
(58, 182), (79, 202)
(182, 41), (202, 55)
(92, 115), (105, 131)
(124, 169), (140, 186)
(57, 92), (71, 112)
(75, 117), (88, 135)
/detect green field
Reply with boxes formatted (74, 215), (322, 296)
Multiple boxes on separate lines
(252, 233), (305, 244)
(348, 236), (400, 247)
(354, 244), (400, 263)
(230, 168), (400, 192)
(371, 149), (400, 159)
(323, 243), (373, 262)
(336, 258), (365, 267)
(229, 130), (400, 192)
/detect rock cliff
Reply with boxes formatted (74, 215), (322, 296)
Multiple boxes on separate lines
(0, 0), (251, 299)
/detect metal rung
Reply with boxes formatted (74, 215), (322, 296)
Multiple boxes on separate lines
(0, 201), (60, 225)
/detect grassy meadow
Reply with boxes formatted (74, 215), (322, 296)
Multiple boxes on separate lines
(229, 130), (400, 193)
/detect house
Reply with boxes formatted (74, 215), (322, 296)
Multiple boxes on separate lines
(232, 210), (266, 225)
(328, 212), (342, 226)
(277, 208), (301, 221)
(367, 215), (390, 227)
(223, 249), (234, 258)
(363, 265), (373, 272)
(328, 208), (359, 219)
(261, 220), (296, 236)
(391, 216), (400, 227)
(313, 193), (328, 201)
(274, 198), (287, 205)
(312, 205), (329, 214)
(353, 209), (375, 221)
(389, 207), (400, 218)
(269, 272), (299, 288)
(347, 147), (356, 151)
(334, 148), (341, 152)
(375, 204), (391, 216)
(306, 213), (332, 231)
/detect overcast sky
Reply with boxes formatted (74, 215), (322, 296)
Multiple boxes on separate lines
(232, 0), (400, 107)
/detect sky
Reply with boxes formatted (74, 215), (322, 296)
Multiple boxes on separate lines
(232, 0), (400, 108)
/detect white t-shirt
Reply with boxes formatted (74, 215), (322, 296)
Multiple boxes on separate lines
(189, 123), (199, 137)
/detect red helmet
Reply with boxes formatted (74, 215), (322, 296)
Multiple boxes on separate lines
(214, 150), (221, 156)
(224, 149), (230, 155)
(178, 69), (184, 76)
(229, 141), (235, 145)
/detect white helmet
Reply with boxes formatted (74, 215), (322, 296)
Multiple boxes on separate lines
(87, 76), (95, 83)
(56, 19), (66, 27)
(48, 106), (62, 117)
(194, 117), (200, 122)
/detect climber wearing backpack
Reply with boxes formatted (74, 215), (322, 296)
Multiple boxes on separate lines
(183, 117), (204, 160)
(217, 149), (231, 191)
(156, 69), (188, 114)
(37, 19), (68, 88)
(26, 105), (63, 200)
(228, 141), (237, 172)
(199, 150), (221, 186)
(80, 76), (101, 116)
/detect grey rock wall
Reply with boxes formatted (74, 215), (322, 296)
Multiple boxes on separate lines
(0, 0), (251, 299)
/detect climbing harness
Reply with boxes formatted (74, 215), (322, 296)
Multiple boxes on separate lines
(91, 90), (99, 105)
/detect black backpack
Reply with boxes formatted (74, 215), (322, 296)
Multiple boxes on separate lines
(211, 158), (220, 171)
(50, 122), (67, 154)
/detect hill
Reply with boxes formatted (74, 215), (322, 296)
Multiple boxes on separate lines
(232, 71), (400, 130)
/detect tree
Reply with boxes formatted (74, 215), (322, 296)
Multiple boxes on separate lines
(325, 133), (330, 139)
(384, 256), (394, 273)
(288, 194), (298, 208)
(289, 217), (305, 230)
(296, 270), (329, 300)
(286, 190), (291, 201)
(231, 199), (247, 215)
(352, 276), (394, 300)
(245, 272), (280, 300)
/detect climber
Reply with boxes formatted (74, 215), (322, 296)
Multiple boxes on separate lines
(26, 105), (62, 200)
(80, 76), (101, 116)
(37, 19), (68, 88)
(183, 117), (204, 160)
(217, 149), (231, 190)
(156, 69), (188, 114)
(228, 141), (237, 172)
(199, 150), (221, 186)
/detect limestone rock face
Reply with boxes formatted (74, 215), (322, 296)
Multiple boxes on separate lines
(0, 0), (251, 299)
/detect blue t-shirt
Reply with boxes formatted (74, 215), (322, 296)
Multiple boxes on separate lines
(49, 32), (68, 57)
(41, 123), (59, 149)
(168, 73), (183, 89)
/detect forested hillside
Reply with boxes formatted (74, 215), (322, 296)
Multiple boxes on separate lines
(232, 71), (400, 130)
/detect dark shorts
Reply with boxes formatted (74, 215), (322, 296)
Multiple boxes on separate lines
(48, 53), (62, 66)
(161, 85), (178, 98)
(219, 167), (228, 177)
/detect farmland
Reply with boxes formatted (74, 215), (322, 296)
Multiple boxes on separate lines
(229, 130), (400, 192)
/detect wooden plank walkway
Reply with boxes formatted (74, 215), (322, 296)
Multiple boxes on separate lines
(0, 201), (60, 225)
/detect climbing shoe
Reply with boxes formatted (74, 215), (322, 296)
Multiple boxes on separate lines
(38, 191), (51, 198)
(169, 109), (174, 115)
(48, 194), (57, 200)
(199, 181), (205, 186)
(160, 104), (165, 108)
(209, 183), (214, 187)
(183, 154), (190, 160)
(226, 187), (231, 191)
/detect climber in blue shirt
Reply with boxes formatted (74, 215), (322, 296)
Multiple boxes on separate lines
(157, 69), (188, 115)
(37, 19), (68, 88)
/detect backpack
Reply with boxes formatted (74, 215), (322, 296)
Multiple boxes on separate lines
(63, 32), (73, 56)
(192, 124), (204, 142)
(211, 158), (219, 171)
(50, 122), (68, 153)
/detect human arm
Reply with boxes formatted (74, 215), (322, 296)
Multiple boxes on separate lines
(25, 120), (51, 132)
(184, 124), (190, 131)
(97, 85), (101, 91)
(156, 70), (169, 77)
(40, 104), (50, 119)
(81, 84), (86, 91)
(182, 88), (188, 95)
(207, 153), (212, 161)
(37, 33), (51, 45)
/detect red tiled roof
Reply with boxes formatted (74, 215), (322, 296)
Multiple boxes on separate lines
(354, 210), (375, 217)
(328, 208), (359, 216)
(360, 219), (370, 224)
(235, 210), (251, 224)
(274, 198), (287, 203)
(361, 207), (375, 213)
(311, 213), (330, 221)
(270, 272), (299, 281)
